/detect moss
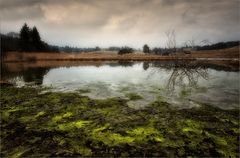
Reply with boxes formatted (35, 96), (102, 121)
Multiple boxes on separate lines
(35, 111), (45, 118)
(8, 146), (30, 158)
(19, 116), (34, 123)
(119, 86), (130, 92)
(127, 127), (164, 142)
(67, 139), (92, 156)
(156, 95), (164, 102)
(28, 137), (42, 144)
(51, 112), (73, 124)
(161, 138), (185, 148)
(90, 124), (134, 146)
(77, 89), (91, 93)
(179, 119), (203, 135)
(96, 106), (119, 116)
(76, 146), (92, 156)
(56, 120), (92, 131)
(63, 112), (73, 118)
(52, 115), (62, 123)
(53, 136), (66, 146)
(231, 128), (240, 134)
(180, 89), (191, 98)
(125, 93), (143, 100)
(0, 86), (239, 157)
(205, 132), (237, 157)
(1, 111), (10, 121)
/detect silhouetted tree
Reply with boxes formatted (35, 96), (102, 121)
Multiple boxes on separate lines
(20, 23), (31, 51)
(95, 46), (101, 51)
(152, 48), (162, 55)
(32, 27), (41, 43)
(108, 47), (121, 51)
(143, 44), (150, 54)
(118, 47), (134, 55)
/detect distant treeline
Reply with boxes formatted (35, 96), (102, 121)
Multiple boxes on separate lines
(58, 46), (101, 53)
(1, 23), (59, 55)
(0, 33), (59, 53)
(144, 41), (239, 55)
(1, 23), (239, 58)
(0, 23), (103, 56)
(195, 41), (239, 50)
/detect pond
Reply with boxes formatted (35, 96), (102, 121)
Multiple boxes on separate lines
(1, 60), (239, 157)
(2, 60), (239, 109)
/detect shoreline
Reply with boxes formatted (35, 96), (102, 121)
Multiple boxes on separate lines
(2, 46), (239, 62)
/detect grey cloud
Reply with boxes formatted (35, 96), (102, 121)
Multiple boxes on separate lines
(0, 5), (44, 21)
(0, 0), (45, 9)
(0, 0), (239, 48)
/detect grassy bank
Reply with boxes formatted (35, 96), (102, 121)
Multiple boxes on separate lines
(3, 46), (239, 62)
(0, 86), (239, 157)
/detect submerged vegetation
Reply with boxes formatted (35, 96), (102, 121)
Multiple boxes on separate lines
(0, 85), (239, 157)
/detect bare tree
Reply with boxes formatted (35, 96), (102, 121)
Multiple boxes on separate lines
(165, 30), (176, 53)
(200, 39), (212, 46)
(184, 38), (212, 48)
(165, 60), (209, 95)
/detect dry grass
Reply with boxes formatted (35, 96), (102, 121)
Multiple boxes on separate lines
(178, 46), (239, 58)
(3, 46), (239, 62)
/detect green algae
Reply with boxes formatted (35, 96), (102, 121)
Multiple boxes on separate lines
(0, 86), (239, 157)
(179, 88), (192, 98)
(180, 119), (203, 135)
(57, 120), (92, 131)
(76, 89), (91, 94)
(90, 124), (134, 147)
(7, 146), (31, 158)
(127, 127), (164, 143)
(35, 111), (45, 118)
(125, 93), (143, 100)
(119, 86), (130, 92)
(51, 112), (73, 124)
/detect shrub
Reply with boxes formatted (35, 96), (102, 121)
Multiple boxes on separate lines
(143, 44), (150, 54)
(118, 47), (134, 55)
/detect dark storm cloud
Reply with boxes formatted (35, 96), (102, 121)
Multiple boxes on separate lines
(0, 0), (239, 48)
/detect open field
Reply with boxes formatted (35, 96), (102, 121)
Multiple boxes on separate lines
(3, 46), (239, 62)
(181, 46), (239, 59)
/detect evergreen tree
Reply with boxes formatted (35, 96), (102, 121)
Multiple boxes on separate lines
(31, 26), (42, 50)
(143, 44), (150, 54)
(20, 23), (30, 51)
(32, 26), (41, 43)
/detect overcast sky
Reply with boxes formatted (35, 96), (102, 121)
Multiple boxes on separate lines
(0, 0), (239, 48)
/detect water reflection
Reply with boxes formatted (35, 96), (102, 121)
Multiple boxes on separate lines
(109, 61), (135, 67)
(22, 67), (49, 85)
(152, 60), (209, 94)
(1, 60), (239, 109)
(1, 63), (50, 85)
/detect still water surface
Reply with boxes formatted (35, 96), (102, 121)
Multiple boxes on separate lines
(3, 61), (239, 109)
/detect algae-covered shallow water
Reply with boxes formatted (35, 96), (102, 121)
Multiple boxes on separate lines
(1, 60), (239, 157)
(2, 61), (239, 109)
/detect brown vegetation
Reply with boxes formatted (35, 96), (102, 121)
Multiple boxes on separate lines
(177, 46), (239, 58)
(2, 46), (239, 62)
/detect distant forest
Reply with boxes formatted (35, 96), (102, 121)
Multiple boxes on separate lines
(1, 23), (59, 53)
(1, 23), (239, 57)
(0, 23), (102, 56)
(195, 41), (239, 50)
